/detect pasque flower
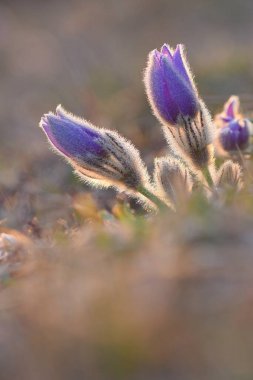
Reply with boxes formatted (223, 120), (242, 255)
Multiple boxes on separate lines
(40, 105), (150, 192)
(215, 160), (242, 191)
(144, 44), (214, 169)
(219, 120), (249, 152)
(215, 96), (250, 152)
(154, 157), (193, 207)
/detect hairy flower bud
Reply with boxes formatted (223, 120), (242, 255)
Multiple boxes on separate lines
(154, 157), (193, 206)
(40, 105), (150, 192)
(215, 160), (243, 190)
(162, 100), (214, 168)
(144, 43), (214, 169)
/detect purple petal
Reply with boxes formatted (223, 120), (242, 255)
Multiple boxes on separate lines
(55, 106), (99, 139)
(237, 121), (250, 149)
(220, 127), (236, 151)
(161, 44), (173, 60)
(153, 49), (162, 65)
(221, 116), (233, 123)
(40, 112), (106, 159)
(161, 55), (199, 118)
(148, 51), (179, 124)
(172, 45), (194, 90)
(220, 120), (249, 151)
(224, 96), (239, 119)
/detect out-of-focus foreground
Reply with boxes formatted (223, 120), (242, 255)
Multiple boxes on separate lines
(1, 1), (253, 379)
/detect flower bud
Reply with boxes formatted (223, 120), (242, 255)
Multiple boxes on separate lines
(144, 44), (199, 125)
(144, 44), (214, 168)
(215, 160), (243, 190)
(40, 105), (150, 192)
(154, 157), (193, 206)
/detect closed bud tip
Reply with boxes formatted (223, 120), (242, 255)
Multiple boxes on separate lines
(154, 157), (193, 207)
(215, 160), (243, 191)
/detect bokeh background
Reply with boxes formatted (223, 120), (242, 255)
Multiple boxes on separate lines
(2, 0), (253, 159)
(1, 1), (253, 379)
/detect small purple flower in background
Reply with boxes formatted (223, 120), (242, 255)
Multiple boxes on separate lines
(215, 96), (251, 152)
(219, 120), (249, 151)
(40, 105), (150, 192)
(144, 44), (214, 169)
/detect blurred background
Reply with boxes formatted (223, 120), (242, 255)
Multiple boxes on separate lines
(1, 0), (253, 157)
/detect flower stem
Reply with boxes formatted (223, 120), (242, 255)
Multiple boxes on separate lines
(137, 186), (168, 212)
(202, 165), (214, 187)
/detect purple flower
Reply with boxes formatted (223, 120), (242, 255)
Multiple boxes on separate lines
(144, 44), (199, 125)
(144, 44), (214, 169)
(40, 106), (107, 160)
(216, 96), (251, 152)
(40, 105), (150, 191)
(219, 120), (249, 152)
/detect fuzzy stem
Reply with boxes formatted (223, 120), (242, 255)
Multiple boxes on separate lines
(137, 186), (168, 212)
(235, 144), (253, 181)
(202, 165), (214, 187)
